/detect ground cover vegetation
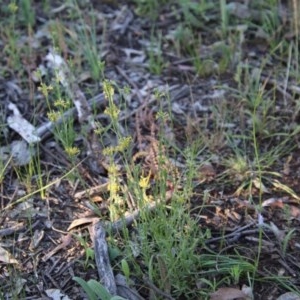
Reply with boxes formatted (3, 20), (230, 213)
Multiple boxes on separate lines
(0, 0), (300, 299)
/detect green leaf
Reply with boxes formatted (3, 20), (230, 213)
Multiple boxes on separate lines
(73, 277), (98, 300)
(87, 280), (112, 300)
(121, 259), (130, 280)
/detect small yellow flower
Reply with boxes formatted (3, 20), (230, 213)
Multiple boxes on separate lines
(94, 127), (104, 135)
(116, 136), (132, 152)
(104, 104), (120, 120)
(103, 80), (115, 100)
(122, 85), (131, 95)
(103, 146), (116, 156)
(65, 146), (80, 157)
(8, 2), (18, 14)
(107, 163), (120, 176)
(139, 172), (151, 189)
(47, 110), (60, 122)
(108, 180), (119, 195)
(154, 89), (165, 99)
(94, 122), (105, 135)
(54, 98), (69, 109)
(156, 111), (169, 121)
(38, 83), (53, 97)
(54, 72), (64, 84)
(113, 194), (124, 205)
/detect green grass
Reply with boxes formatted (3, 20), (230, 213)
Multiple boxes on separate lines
(1, 0), (300, 299)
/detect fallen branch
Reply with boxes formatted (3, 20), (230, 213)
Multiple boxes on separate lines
(36, 93), (106, 139)
(90, 221), (117, 296)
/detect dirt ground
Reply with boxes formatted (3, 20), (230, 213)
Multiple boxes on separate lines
(1, 0), (300, 299)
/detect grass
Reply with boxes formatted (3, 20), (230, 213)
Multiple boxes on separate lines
(0, 0), (300, 299)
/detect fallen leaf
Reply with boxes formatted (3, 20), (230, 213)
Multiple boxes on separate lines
(0, 246), (19, 264)
(262, 197), (285, 208)
(7, 102), (41, 143)
(290, 205), (300, 219)
(276, 292), (300, 300)
(29, 229), (45, 250)
(210, 287), (248, 300)
(11, 140), (35, 166)
(241, 284), (254, 299)
(253, 178), (270, 193)
(67, 217), (99, 231)
(45, 288), (71, 300)
(283, 155), (292, 175)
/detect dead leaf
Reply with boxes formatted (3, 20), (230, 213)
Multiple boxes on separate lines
(11, 140), (35, 166)
(262, 197), (286, 208)
(67, 217), (99, 231)
(210, 287), (248, 300)
(253, 178), (270, 193)
(198, 163), (216, 183)
(289, 205), (300, 219)
(29, 229), (45, 251)
(45, 288), (72, 300)
(7, 102), (41, 143)
(276, 292), (300, 300)
(269, 222), (285, 242)
(272, 180), (300, 201)
(91, 195), (105, 203)
(283, 155), (292, 175)
(0, 246), (19, 264)
(241, 284), (254, 299)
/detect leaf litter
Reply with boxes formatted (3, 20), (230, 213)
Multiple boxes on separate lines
(0, 0), (300, 299)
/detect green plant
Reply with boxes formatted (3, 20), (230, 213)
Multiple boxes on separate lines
(229, 265), (243, 285)
(133, 0), (170, 19)
(20, 0), (35, 27)
(39, 79), (80, 164)
(1, 0), (300, 298)
(179, 0), (213, 28)
(219, 0), (228, 37)
(132, 200), (203, 297)
(2, 2), (21, 68)
(148, 29), (166, 75)
(120, 259), (131, 283)
(0, 156), (12, 184)
(73, 277), (126, 300)
(74, 234), (95, 269)
(74, 3), (105, 81)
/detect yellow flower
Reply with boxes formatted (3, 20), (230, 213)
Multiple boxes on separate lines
(108, 180), (119, 195)
(38, 83), (53, 97)
(65, 147), (80, 157)
(47, 110), (60, 122)
(156, 111), (169, 121)
(94, 127), (104, 135)
(103, 80), (115, 100)
(104, 104), (120, 120)
(112, 194), (123, 205)
(139, 172), (151, 189)
(8, 2), (18, 14)
(154, 89), (165, 99)
(116, 136), (132, 152)
(122, 85), (131, 95)
(103, 146), (115, 156)
(94, 122), (105, 135)
(54, 98), (69, 109)
(54, 72), (64, 84)
(107, 164), (120, 176)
